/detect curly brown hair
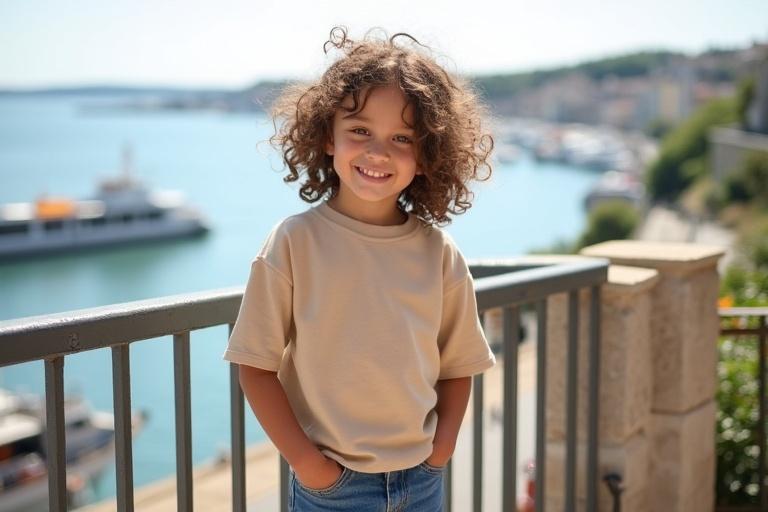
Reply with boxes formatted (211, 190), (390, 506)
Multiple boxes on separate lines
(269, 26), (493, 226)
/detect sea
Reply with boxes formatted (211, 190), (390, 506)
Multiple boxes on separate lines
(0, 94), (601, 506)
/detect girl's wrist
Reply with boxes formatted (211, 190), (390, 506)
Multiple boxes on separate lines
(433, 427), (458, 452)
(290, 446), (326, 474)
(425, 449), (452, 468)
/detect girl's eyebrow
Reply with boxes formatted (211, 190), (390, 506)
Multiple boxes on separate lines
(342, 112), (370, 121)
(341, 112), (414, 131)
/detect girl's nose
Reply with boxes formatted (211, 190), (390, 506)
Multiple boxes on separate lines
(365, 139), (390, 160)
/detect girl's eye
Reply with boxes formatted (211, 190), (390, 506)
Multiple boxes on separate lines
(351, 128), (368, 135)
(394, 135), (412, 144)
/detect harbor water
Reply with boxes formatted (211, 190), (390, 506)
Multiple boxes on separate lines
(0, 95), (601, 505)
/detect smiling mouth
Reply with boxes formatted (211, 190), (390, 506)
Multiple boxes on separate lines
(355, 166), (392, 180)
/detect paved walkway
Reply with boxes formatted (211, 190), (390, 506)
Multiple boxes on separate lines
(634, 205), (736, 272)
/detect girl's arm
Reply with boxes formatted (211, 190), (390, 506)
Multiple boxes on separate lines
(427, 376), (472, 467)
(238, 365), (343, 488)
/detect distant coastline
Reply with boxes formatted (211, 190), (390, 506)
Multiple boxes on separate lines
(0, 42), (758, 128)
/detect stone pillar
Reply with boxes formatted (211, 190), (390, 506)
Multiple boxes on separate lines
(544, 263), (658, 512)
(580, 240), (725, 512)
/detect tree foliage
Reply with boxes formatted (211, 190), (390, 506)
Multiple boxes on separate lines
(577, 51), (679, 81)
(724, 151), (768, 208)
(646, 98), (737, 202)
(473, 51), (682, 100)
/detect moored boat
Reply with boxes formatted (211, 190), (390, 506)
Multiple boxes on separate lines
(583, 170), (645, 211)
(0, 388), (146, 511)
(0, 147), (209, 260)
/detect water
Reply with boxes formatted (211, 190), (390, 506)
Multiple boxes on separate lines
(0, 95), (600, 505)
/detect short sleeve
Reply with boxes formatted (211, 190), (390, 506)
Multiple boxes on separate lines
(223, 258), (293, 371)
(437, 248), (496, 380)
(222, 231), (294, 373)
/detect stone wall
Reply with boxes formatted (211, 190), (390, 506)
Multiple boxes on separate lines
(709, 126), (768, 182)
(578, 240), (725, 512)
(543, 264), (657, 511)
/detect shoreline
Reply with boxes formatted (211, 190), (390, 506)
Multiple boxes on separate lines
(79, 441), (279, 512)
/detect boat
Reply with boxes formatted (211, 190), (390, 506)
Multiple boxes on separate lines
(0, 388), (146, 511)
(583, 170), (645, 211)
(0, 147), (209, 260)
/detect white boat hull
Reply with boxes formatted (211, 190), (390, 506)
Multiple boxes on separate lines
(0, 215), (208, 260)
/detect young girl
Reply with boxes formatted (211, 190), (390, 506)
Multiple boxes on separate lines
(223, 27), (496, 511)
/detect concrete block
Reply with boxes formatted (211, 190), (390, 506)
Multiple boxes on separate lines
(649, 400), (716, 512)
(581, 241), (723, 413)
(546, 265), (656, 444)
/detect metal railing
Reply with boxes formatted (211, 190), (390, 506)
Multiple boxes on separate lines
(0, 257), (609, 512)
(717, 307), (768, 512)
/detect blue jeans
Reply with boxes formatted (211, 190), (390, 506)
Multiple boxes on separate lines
(289, 461), (446, 511)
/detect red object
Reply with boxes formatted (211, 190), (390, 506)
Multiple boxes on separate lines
(517, 459), (536, 512)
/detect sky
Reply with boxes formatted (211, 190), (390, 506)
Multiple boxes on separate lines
(1, 0), (766, 89)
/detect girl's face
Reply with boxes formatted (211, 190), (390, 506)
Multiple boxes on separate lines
(326, 84), (421, 221)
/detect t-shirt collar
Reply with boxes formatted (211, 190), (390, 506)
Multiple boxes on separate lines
(313, 201), (420, 240)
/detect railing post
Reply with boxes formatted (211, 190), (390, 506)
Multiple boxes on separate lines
(587, 284), (601, 511)
(759, 315), (767, 510)
(444, 458), (453, 512)
(535, 299), (548, 511)
(280, 456), (289, 512)
(45, 356), (67, 512)
(229, 323), (246, 512)
(174, 331), (193, 512)
(473, 313), (486, 512)
(565, 290), (579, 510)
(112, 344), (135, 512)
(502, 306), (520, 511)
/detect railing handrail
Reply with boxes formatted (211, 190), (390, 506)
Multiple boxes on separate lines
(0, 257), (609, 512)
(0, 286), (243, 367)
(0, 259), (609, 368)
(719, 307), (768, 316)
(472, 259), (609, 310)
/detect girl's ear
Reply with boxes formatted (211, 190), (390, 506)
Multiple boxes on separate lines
(325, 138), (334, 156)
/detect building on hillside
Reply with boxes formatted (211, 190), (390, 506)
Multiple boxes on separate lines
(710, 48), (768, 182)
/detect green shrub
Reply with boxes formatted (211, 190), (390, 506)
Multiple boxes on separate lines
(527, 237), (577, 255)
(716, 334), (761, 505)
(724, 151), (768, 207)
(644, 118), (676, 140)
(743, 222), (768, 272)
(717, 254), (768, 504)
(576, 200), (639, 249)
(721, 265), (768, 307)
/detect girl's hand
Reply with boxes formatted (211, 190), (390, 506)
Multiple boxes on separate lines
(295, 456), (344, 490)
(424, 448), (451, 468)
(425, 438), (455, 468)
(424, 453), (450, 469)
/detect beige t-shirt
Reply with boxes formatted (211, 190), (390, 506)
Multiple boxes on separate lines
(222, 201), (495, 473)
